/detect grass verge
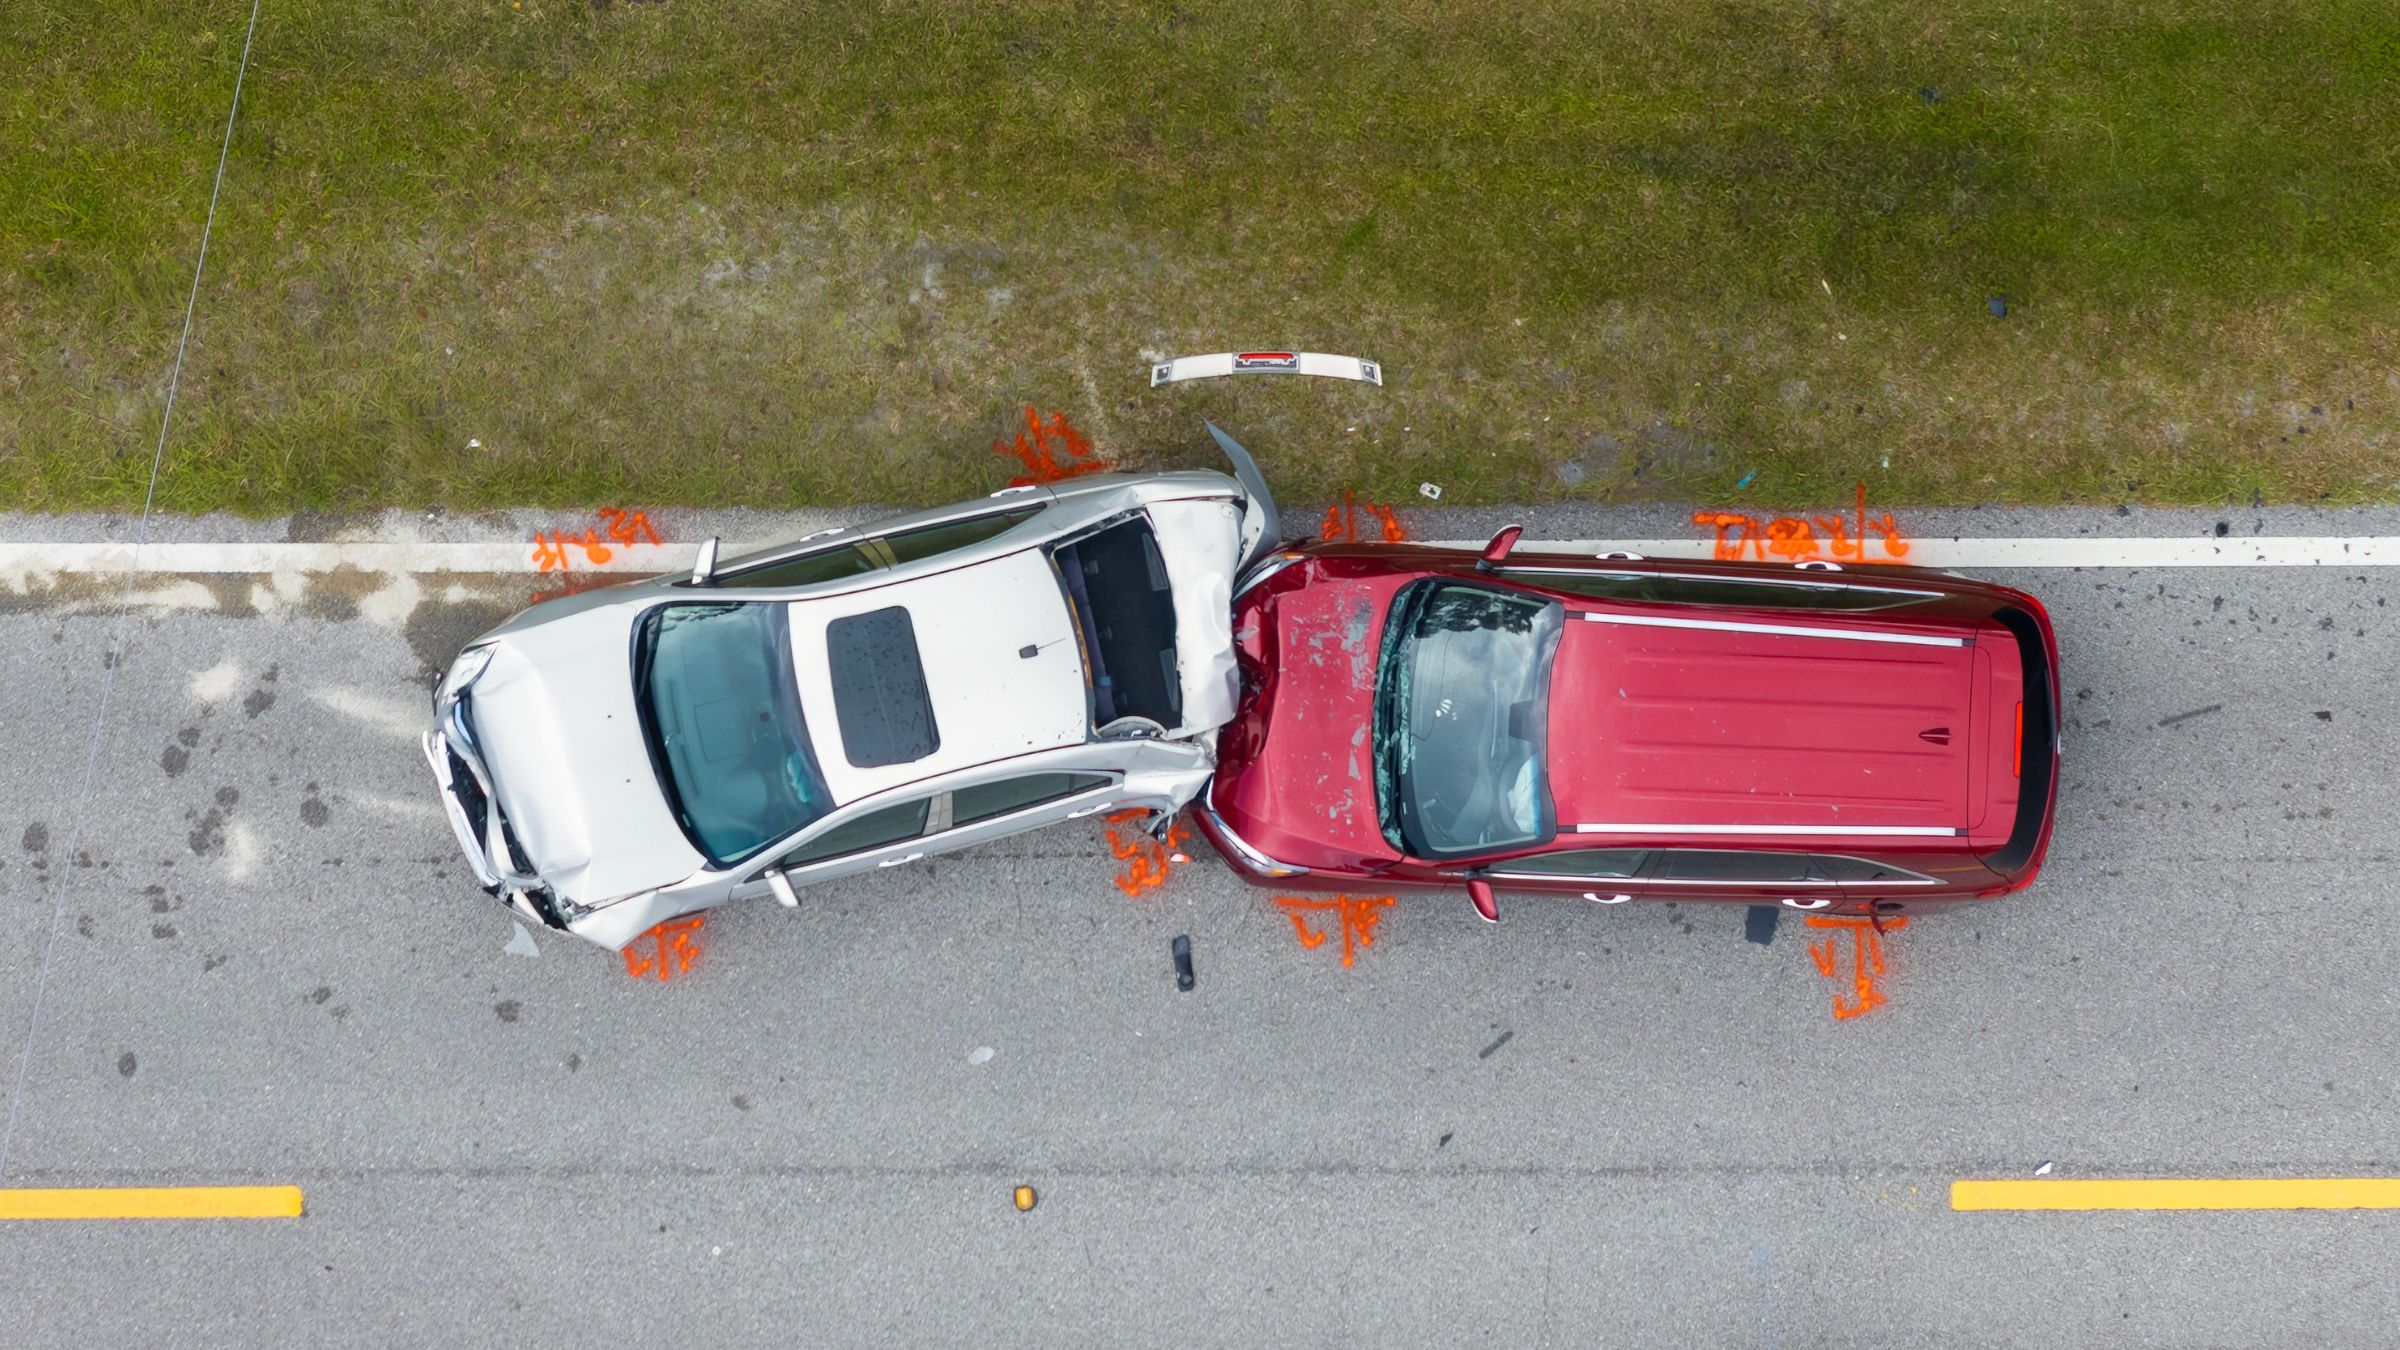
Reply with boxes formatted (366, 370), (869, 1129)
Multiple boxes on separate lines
(3, 0), (2397, 514)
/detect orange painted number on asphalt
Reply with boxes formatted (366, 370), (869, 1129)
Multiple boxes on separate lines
(622, 914), (705, 982)
(1804, 914), (1907, 1020)
(1104, 809), (1191, 897)
(1273, 894), (1396, 968)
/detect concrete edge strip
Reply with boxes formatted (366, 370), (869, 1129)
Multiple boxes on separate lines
(3, 536), (2399, 576)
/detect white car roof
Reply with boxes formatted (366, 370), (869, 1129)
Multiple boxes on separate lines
(787, 547), (1088, 806)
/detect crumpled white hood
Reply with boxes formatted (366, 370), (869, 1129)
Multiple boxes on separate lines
(1146, 496), (1243, 739)
(466, 601), (704, 907)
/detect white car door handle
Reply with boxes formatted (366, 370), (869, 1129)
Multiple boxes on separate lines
(1065, 802), (1117, 819)
(878, 853), (925, 868)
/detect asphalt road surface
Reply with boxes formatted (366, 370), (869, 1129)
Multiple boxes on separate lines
(2, 504), (2397, 1348)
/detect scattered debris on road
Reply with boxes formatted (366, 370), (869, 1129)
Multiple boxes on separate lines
(1172, 934), (1195, 992)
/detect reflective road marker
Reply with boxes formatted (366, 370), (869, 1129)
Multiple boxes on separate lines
(0, 1186), (303, 1219)
(1952, 1178), (2400, 1211)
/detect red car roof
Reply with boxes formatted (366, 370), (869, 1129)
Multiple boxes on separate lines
(1543, 612), (2018, 845)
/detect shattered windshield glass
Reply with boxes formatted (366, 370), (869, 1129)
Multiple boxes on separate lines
(1372, 580), (1563, 857)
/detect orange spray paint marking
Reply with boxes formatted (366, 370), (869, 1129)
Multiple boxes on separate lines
(1693, 484), (1911, 564)
(1865, 514), (1910, 559)
(529, 509), (669, 601)
(1272, 894), (1396, 968)
(1693, 510), (1764, 561)
(1318, 491), (1408, 543)
(1809, 513), (1859, 561)
(598, 507), (662, 547)
(529, 528), (613, 573)
(621, 913), (705, 982)
(1764, 517), (1820, 560)
(994, 407), (1113, 486)
(1803, 914), (1907, 1020)
(1103, 808), (1192, 897)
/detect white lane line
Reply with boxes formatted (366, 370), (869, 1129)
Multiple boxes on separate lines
(0, 541), (683, 575)
(1, 535), (2398, 576)
(1446, 537), (2400, 568)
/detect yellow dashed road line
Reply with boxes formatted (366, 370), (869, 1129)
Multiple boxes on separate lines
(1954, 1178), (2400, 1211)
(0, 1186), (303, 1219)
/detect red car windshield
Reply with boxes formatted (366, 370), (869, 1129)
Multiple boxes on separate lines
(1372, 580), (1564, 857)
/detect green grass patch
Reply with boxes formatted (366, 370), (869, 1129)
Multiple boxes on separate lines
(4, 0), (2397, 514)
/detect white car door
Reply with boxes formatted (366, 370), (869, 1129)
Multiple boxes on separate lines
(931, 770), (1124, 855)
(736, 794), (937, 900)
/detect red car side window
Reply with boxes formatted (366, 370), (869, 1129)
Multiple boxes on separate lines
(1487, 848), (1647, 879)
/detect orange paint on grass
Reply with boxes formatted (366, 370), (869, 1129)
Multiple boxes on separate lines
(994, 407), (1112, 485)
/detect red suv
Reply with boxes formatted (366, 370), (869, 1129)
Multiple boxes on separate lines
(1194, 529), (2061, 923)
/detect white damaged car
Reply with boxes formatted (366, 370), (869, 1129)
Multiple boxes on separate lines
(426, 423), (1279, 949)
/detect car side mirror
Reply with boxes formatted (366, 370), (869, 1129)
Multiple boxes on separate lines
(690, 536), (720, 586)
(765, 868), (799, 908)
(1476, 524), (1524, 572)
(1466, 875), (1499, 924)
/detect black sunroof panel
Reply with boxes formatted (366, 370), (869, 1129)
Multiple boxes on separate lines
(826, 606), (941, 768)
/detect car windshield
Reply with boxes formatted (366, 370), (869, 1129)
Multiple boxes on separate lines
(1372, 580), (1564, 856)
(633, 602), (834, 865)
